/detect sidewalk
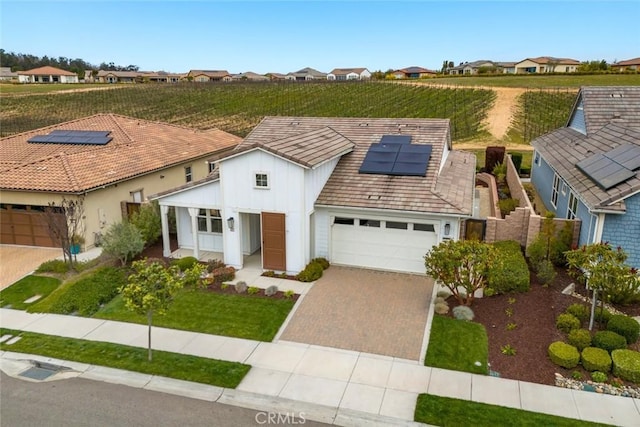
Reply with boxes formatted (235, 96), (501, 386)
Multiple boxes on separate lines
(1, 308), (639, 426)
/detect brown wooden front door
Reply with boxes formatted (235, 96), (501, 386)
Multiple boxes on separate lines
(262, 212), (286, 271)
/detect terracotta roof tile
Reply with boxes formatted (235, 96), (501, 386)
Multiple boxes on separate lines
(18, 66), (77, 76)
(0, 114), (241, 193)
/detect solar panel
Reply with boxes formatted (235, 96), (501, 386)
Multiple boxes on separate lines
(380, 135), (412, 145)
(391, 144), (432, 176)
(576, 153), (635, 190)
(359, 143), (400, 174)
(28, 130), (112, 145)
(603, 143), (640, 171)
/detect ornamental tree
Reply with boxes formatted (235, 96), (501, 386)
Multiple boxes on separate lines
(424, 239), (497, 306)
(102, 220), (145, 266)
(120, 259), (183, 361)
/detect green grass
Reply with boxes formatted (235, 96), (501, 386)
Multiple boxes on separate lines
(0, 83), (112, 94)
(28, 266), (126, 316)
(0, 81), (495, 141)
(421, 73), (640, 88)
(95, 289), (295, 342)
(425, 315), (489, 374)
(466, 149), (533, 172)
(0, 275), (61, 310)
(0, 328), (250, 388)
(415, 394), (609, 426)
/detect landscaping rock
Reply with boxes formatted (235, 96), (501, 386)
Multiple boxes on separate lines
(561, 283), (575, 295)
(554, 373), (640, 398)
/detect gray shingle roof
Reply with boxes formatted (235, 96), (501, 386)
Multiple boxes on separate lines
(576, 86), (640, 134)
(234, 117), (475, 215)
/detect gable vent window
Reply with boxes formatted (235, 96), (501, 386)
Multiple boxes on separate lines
(254, 173), (269, 189)
(185, 166), (193, 183)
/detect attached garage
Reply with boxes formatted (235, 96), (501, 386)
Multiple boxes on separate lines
(330, 216), (439, 273)
(0, 204), (60, 247)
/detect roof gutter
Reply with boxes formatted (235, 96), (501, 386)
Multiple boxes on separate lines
(315, 204), (472, 219)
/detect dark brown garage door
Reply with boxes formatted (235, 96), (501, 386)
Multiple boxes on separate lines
(0, 205), (60, 247)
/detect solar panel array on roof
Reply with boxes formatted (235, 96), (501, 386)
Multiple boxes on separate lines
(359, 135), (431, 176)
(576, 153), (635, 190)
(28, 130), (112, 145)
(603, 143), (640, 171)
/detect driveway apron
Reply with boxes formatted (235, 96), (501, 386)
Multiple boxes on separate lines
(0, 245), (63, 290)
(279, 266), (433, 360)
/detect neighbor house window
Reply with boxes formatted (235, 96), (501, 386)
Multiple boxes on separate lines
(197, 209), (222, 233)
(185, 166), (193, 183)
(567, 192), (578, 220)
(255, 173), (269, 188)
(551, 173), (560, 207)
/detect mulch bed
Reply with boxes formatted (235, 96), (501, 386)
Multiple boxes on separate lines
(449, 267), (640, 386)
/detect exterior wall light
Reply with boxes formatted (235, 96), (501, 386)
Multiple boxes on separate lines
(227, 217), (235, 231)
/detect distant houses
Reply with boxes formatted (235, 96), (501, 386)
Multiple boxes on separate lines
(445, 56), (582, 75)
(391, 67), (437, 79)
(611, 57), (640, 72)
(17, 66), (79, 83)
(327, 68), (371, 80)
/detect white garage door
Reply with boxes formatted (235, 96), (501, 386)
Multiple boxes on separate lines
(331, 217), (438, 273)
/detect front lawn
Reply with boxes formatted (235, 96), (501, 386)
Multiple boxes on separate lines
(95, 289), (295, 342)
(415, 394), (608, 427)
(425, 315), (489, 374)
(0, 328), (250, 388)
(0, 275), (61, 310)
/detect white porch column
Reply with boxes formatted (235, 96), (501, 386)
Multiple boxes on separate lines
(187, 207), (200, 260)
(160, 205), (171, 257)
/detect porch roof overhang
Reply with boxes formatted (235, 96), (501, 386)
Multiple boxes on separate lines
(150, 171), (219, 201)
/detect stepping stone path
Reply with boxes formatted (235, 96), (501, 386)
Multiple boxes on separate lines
(24, 295), (42, 304)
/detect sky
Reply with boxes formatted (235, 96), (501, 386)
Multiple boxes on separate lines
(1, 1), (639, 74)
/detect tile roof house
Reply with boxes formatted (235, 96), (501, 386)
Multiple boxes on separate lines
(0, 114), (241, 248)
(611, 57), (640, 72)
(152, 117), (476, 274)
(231, 72), (270, 81)
(285, 67), (327, 81)
(187, 70), (232, 82)
(447, 60), (496, 75)
(17, 66), (79, 83)
(326, 68), (371, 80)
(96, 70), (140, 83)
(0, 67), (18, 82)
(391, 67), (437, 79)
(530, 86), (640, 268)
(515, 57), (580, 74)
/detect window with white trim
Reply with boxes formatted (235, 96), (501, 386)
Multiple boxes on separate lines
(386, 221), (408, 230)
(185, 166), (193, 183)
(334, 217), (354, 225)
(359, 219), (380, 227)
(197, 209), (222, 233)
(130, 190), (143, 203)
(567, 192), (578, 220)
(414, 223), (435, 232)
(534, 152), (540, 166)
(254, 173), (269, 188)
(561, 182), (567, 195)
(551, 173), (560, 208)
(208, 162), (216, 174)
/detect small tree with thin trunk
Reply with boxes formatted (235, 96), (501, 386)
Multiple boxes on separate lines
(424, 239), (497, 306)
(120, 259), (183, 361)
(102, 220), (145, 266)
(43, 197), (85, 269)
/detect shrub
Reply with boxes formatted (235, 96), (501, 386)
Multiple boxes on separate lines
(436, 290), (451, 299)
(536, 260), (557, 286)
(283, 290), (295, 299)
(571, 371), (583, 380)
(263, 270), (276, 277)
(102, 220), (144, 266)
(181, 263), (207, 289)
(581, 347), (612, 372)
(210, 266), (235, 286)
(506, 322), (517, 331)
(248, 286), (260, 295)
(235, 281), (247, 294)
(129, 201), (161, 246)
(548, 341), (580, 369)
(604, 270), (640, 305)
(452, 305), (475, 321)
(510, 152), (523, 173)
(592, 331), (627, 353)
(487, 241), (529, 294)
(566, 304), (590, 323)
(568, 328), (592, 351)
(434, 296), (446, 304)
(556, 313), (580, 333)
(591, 371), (608, 383)
(206, 259), (225, 273)
(296, 261), (324, 282)
(607, 314), (640, 344)
(434, 302), (449, 315)
(171, 256), (199, 272)
(498, 198), (519, 217)
(483, 287), (495, 297)
(594, 307), (613, 325)
(611, 349), (640, 384)
(35, 259), (70, 274)
(501, 344), (516, 356)
(265, 285), (278, 297)
(492, 161), (507, 183)
(311, 257), (330, 270)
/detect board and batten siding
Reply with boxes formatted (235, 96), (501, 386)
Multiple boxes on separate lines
(304, 158), (340, 215)
(174, 206), (224, 252)
(602, 193), (640, 269)
(220, 150), (306, 273)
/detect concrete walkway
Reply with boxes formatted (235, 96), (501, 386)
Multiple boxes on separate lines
(1, 308), (639, 426)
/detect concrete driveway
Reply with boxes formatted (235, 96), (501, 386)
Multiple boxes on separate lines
(278, 266), (433, 361)
(0, 245), (62, 290)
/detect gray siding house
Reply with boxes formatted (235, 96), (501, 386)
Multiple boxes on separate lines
(530, 86), (640, 268)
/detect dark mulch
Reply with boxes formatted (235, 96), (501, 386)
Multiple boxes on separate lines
(460, 267), (640, 386)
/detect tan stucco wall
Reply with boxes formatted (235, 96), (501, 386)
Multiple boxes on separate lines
(1, 157), (212, 248)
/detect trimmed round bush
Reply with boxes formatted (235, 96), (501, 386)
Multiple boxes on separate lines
(607, 314), (640, 344)
(594, 308), (612, 324)
(311, 257), (330, 270)
(581, 347), (612, 373)
(434, 302), (449, 315)
(611, 349), (640, 384)
(592, 331), (627, 353)
(568, 328), (592, 351)
(171, 256), (199, 272)
(452, 305), (475, 321)
(434, 297), (446, 305)
(591, 371), (608, 383)
(556, 313), (580, 333)
(296, 261), (323, 282)
(565, 303), (590, 323)
(548, 341), (580, 369)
